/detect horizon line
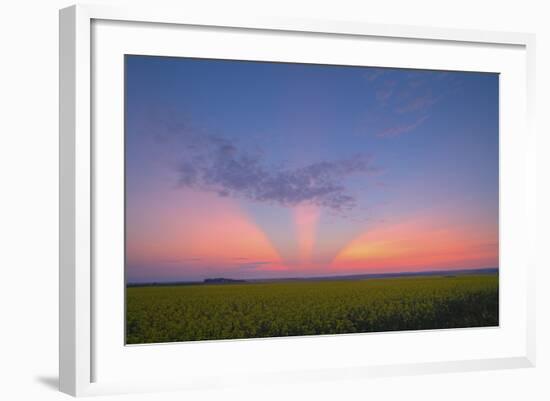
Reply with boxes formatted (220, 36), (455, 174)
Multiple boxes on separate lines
(127, 266), (499, 286)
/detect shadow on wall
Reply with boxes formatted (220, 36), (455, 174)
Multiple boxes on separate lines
(35, 376), (58, 391)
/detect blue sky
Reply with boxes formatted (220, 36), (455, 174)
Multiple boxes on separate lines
(125, 55), (499, 282)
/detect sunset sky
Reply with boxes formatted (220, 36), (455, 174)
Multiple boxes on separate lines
(125, 56), (499, 283)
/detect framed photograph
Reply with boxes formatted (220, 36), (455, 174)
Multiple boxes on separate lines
(59, 4), (536, 397)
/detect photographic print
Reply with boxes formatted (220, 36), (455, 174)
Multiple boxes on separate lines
(125, 56), (499, 345)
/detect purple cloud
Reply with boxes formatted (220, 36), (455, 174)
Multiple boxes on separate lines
(396, 93), (438, 114)
(377, 115), (429, 138)
(362, 69), (457, 138)
(237, 261), (273, 270)
(174, 131), (377, 211)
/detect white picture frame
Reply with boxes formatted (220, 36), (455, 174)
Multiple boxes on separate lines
(59, 4), (536, 397)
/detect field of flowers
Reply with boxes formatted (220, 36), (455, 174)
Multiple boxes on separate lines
(126, 274), (498, 344)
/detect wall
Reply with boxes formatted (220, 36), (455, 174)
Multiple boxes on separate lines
(0, 0), (547, 399)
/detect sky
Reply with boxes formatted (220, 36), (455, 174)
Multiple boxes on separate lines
(125, 55), (499, 283)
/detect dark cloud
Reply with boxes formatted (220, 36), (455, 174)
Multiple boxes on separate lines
(172, 130), (376, 211)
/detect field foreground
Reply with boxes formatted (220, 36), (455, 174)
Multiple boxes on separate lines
(126, 274), (498, 344)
